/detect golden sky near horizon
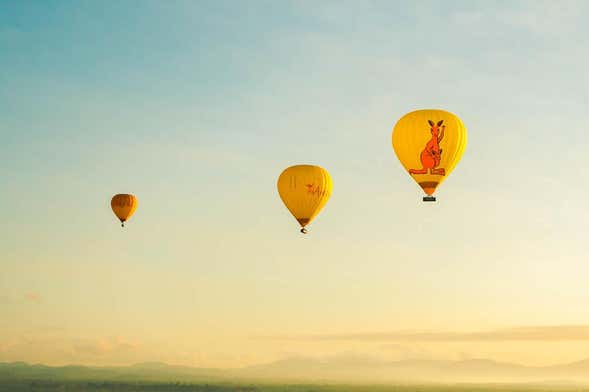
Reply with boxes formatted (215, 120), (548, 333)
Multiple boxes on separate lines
(2, 1), (589, 368)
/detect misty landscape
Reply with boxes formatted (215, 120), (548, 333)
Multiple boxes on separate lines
(4, 0), (589, 391)
(3, 358), (589, 391)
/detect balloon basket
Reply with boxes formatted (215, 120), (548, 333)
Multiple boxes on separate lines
(423, 196), (436, 202)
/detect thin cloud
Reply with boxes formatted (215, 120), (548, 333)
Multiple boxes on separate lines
(73, 336), (141, 356)
(378, 344), (433, 361)
(257, 325), (589, 342)
(24, 292), (42, 304)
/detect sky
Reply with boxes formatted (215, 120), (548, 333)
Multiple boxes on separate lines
(2, 0), (589, 369)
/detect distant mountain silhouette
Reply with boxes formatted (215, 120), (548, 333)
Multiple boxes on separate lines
(0, 361), (223, 383)
(233, 356), (589, 383)
(3, 356), (589, 384)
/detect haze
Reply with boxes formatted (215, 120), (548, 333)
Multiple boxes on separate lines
(2, 0), (589, 374)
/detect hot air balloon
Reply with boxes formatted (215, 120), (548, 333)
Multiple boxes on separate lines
(277, 165), (332, 234)
(111, 194), (138, 227)
(392, 109), (467, 201)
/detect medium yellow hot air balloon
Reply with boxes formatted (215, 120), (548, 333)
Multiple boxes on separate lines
(277, 165), (332, 234)
(392, 109), (467, 201)
(111, 194), (138, 227)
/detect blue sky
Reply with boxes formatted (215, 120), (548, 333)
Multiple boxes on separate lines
(2, 0), (589, 367)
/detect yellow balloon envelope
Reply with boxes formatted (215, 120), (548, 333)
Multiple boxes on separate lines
(392, 109), (467, 201)
(111, 194), (138, 227)
(277, 165), (332, 234)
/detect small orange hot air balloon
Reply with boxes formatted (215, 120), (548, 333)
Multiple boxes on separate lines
(111, 194), (138, 227)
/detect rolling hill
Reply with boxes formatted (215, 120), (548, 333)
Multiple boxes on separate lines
(2, 356), (589, 384)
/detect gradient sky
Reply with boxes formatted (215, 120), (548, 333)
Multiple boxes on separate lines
(2, 0), (589, 368)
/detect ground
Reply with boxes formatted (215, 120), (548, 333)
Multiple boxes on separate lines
(0, 380), (587, 392)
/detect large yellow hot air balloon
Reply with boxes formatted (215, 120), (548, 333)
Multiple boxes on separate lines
(392, 109), (467, 201)
(111, 194), (138, 227)
(277, 165), (332, 234)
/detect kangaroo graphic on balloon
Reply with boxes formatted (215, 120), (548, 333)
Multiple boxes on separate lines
(409, 120), (446, 176)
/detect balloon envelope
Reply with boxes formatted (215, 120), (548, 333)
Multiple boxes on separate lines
(111, 194), (138, 226)
(392, 109), (467, 198)
(277, 165), (332, 232)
